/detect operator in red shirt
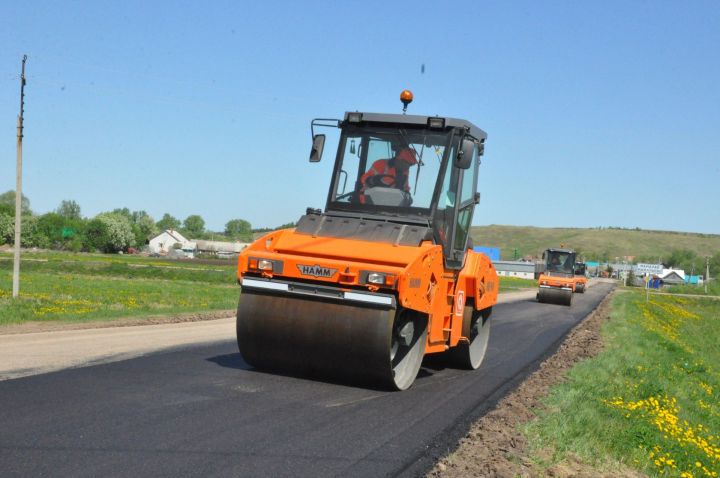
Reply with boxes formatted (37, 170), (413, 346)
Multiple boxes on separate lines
(358, 147), (418, 204)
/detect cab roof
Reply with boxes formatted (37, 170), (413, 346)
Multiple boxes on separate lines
(343, 112), (487, 142)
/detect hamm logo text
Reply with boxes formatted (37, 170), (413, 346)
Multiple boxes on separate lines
(297, 264), (337, 278)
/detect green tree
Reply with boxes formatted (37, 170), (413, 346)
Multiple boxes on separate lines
(0, 213), (13, 244)
(34, 212), (86, 250)
(157, 213), (181, 231)
(183, 215), (205, 238)
(85, 213), (136, 253)
(225, 219), (252, 240)
(111, 207), (133, 221)
(83, 218), (109, 252)
(0, 190), (31, 216)
(35, 213), (66, 248)
(666, 249), (698, 274)
(56, 200), (82, 220)
(20, 215), (45, 248)
(626, 269), (637, 287)
(134, 214), (158, 245)
(0, 213), (46, 247)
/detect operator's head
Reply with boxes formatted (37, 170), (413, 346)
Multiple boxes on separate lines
(394, 148), (417, 170)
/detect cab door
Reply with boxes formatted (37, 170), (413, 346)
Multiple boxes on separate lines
(436, 139), (480, 269)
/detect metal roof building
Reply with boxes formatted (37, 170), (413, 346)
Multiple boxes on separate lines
(493, 260), (543, 280)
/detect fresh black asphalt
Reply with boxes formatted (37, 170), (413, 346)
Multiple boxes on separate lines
(0, 283), (613, 478)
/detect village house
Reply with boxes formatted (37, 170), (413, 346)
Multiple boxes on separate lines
(148, 230), (196, 257)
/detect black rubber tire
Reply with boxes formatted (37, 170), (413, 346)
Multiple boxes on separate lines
(447, 306), (492, 370)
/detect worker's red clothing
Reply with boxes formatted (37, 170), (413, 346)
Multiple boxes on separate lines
(360, 159), (410, 191)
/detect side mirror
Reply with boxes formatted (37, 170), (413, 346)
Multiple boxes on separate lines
(454, 138), (475, 169)
(542, 251), (546, 260)
(309, 134), (325, 162)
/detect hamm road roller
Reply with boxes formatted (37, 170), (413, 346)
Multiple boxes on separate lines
(236, 92), (498, 390)
(536, 248), (577, 306)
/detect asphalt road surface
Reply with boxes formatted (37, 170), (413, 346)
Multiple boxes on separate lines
(0, 283), (613, 478)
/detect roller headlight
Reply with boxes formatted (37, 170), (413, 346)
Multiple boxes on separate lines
(367, 273), (386, 285)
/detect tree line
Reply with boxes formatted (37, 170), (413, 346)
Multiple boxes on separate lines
(0, 190), (276, 254)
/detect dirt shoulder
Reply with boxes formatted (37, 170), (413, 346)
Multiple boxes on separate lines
(0, 316), (237, 381)
(0, 310), (234, 335)
(427, 288), (643, 478)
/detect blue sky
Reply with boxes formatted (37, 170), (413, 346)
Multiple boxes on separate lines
(1, 0), (719, 233)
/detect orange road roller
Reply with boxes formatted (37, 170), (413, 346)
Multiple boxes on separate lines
(236, 93), (498, 390)
(536, 248), (577, 306)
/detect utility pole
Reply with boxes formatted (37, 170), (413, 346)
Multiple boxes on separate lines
(707, 256), (710, 294)
(12, 55), (27, 299)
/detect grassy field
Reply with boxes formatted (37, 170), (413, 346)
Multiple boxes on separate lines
(0, 251), (238, 325)
(666, 280), (720, 297)
(525, 290), (720, 477)
(1, 251), (530, 326)
(497, 276), (536, 292)
(471, 225), (720, 260)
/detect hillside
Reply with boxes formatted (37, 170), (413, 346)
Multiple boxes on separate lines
(470, 225), (720, 261)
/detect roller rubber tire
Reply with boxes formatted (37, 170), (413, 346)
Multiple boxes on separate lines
(447, 306), (492, 370)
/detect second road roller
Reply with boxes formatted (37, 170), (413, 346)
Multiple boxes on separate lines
(235, 91), (498, 390)
(536, 248), (578, 306)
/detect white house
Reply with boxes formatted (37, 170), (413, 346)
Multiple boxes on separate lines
(148, 230), (196, 256)
(660, 268), (686, 286)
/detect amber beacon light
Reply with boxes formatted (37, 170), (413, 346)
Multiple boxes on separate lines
(400, 89), (413, 113)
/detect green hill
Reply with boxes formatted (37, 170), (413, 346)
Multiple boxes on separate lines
(470, 225), (720, 262)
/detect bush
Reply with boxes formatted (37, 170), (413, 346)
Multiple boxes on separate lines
(82, 214), (135, 253)
(0, 213), (13, 244)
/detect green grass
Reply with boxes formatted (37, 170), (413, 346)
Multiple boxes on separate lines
(524, 291), (720, 477)
(471, 225), (720, 260)
(0, 251), (238, 325)
(498, 276), (537, 292)
(666, 280), (720, 297)
(0, 256), (236, 284)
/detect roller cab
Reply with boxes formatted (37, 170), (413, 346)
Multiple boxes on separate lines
(237, 98), (498, 390)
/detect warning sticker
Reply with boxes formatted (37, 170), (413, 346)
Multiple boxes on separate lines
(455, 290), (465, 316)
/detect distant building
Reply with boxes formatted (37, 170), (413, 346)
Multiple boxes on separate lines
(473, 246), (500, 261)
(493, 260), (542, 280)
(660, 269), (686, 286)
(148, 230), (196, 256)
(195, 240), (249, 258)
(635, 263), (663, 276)
(685, 275), (703, 285)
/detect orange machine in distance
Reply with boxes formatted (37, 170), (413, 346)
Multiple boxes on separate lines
(536, 248), (578, 306)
